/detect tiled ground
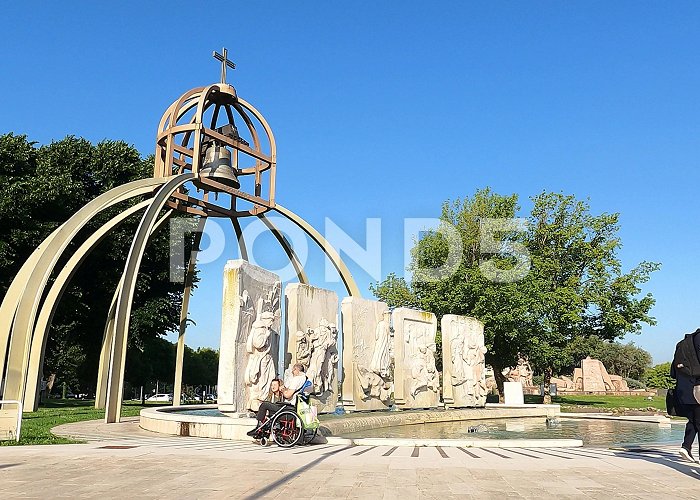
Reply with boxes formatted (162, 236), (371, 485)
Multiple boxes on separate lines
(0, 419), (698, 498)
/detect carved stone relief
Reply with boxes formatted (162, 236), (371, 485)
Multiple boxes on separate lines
(218, 260), (281, 414)
(441, 315), (487, 408)
(341, 297), (392, 411)
(392, 308), (439, 409)
(285, 283), (339, 413)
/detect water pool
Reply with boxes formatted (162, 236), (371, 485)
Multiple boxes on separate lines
(341, 417), (684, 447)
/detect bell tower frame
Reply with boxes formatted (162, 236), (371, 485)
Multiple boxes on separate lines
(0, 49), (360, 428)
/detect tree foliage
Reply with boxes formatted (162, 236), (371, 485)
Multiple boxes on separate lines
(371, 188), (660, 400)
(642, 362), (675, 389)
(0, 133), (199, 395)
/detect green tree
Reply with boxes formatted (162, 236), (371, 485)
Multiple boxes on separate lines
(373, 188), (529, 396)
(372, 188), (659, 401)
(523, 192), (659, 402)
(642, 362), (675, 389)
(0, 133), (196, 395)
(593, 341), (652, 380)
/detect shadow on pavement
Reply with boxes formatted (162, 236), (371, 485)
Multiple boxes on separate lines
(613, 447), (700, 482)
(241, 446), (352, 499)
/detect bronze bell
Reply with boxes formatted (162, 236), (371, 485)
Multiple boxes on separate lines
(199, 142), (240, 189)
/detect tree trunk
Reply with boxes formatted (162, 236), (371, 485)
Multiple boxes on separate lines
(493, 365), (507, 403)
(543, 366), (553, 404)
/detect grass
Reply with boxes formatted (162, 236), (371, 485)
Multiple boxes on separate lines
(551, 394), (666, 412)
(1, 399), (163, 446)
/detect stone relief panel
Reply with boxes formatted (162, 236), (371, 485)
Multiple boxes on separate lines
(341, 297), (393, 411)
(285, 283), (339, 413)
(218, 260), (281, 415)
(392, 308), (439, 409)
(441, 315), (488, 408)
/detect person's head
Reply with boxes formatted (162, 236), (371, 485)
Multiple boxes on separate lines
(292, 363), (305, 376)
(270, 378), (283, 393)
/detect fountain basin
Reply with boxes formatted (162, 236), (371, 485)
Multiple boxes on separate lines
(140, 403), (570, 445)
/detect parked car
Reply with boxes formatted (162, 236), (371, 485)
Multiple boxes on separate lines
(146, 393), (173, 402)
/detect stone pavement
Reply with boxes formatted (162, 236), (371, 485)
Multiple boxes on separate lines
(0, 418), (698, 499)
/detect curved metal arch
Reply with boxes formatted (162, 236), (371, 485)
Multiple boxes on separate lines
(0, 224), (64, 395)
(271, 204), (361, 297)
(230, 217), (249, 261)
(256, 214), (308, 285)
(24, 200), (152, 411)
(94, 210), (174, 410)
(106, 173), (195, 422)
(2, 177), (170, 403)
(172, 216), (206, 407)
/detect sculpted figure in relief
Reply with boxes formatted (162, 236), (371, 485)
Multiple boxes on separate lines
(243, 309), (276, 410)
(405, 322), (439, 398)
(296, 318), (338, 395)
(356, 311), (393, 401)
(448, 318), (487, 404)
(241, 281), (281, 412)
(465, 323), (488, 401)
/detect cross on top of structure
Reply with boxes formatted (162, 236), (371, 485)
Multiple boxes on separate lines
(213, 48), (236, 84)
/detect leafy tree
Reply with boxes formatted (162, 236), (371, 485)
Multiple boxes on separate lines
(373, 188), (528, 396)
(0, 133), (197, 396)
(523, 192), (659, 402)
(592, 341), (652, 380)
(642, 362), (675, 389)
(371, 188), (659, 402)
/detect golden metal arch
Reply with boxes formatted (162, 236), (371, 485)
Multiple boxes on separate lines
(2, 178), (169, 403)
(172, 217), (206, 407)
(24, 200), (152, 411)
(271, 204), (361, 298)
(106, 173), (194, 423)
(257, 213), (309, 285)
(94, 210), (174, 410)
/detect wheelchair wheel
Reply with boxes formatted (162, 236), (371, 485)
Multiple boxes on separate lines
(300, 427), (318, 445)
(271, 410), (303, 448)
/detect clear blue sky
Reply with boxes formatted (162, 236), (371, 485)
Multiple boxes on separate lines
(2, 2), (699, 364)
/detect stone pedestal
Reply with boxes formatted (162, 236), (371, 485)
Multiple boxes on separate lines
(217, 260), (281, 415)
(441, 315), (487, 408)
(341, 297), (392, 411)
(285, 283), (339, 413)
(392, 308), (439, 409)
(503, 381), (524, 405)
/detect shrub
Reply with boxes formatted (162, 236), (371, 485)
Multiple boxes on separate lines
(623, 377), (646, 390)
(642, 362), (675, 389)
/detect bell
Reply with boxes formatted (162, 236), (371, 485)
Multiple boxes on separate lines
(199, 143), (240, 189)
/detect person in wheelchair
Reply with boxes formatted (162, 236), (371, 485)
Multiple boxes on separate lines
(247, 363), (309, 437)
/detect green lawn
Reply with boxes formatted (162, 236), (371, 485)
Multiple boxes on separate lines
(1, 399), (163, 446)
(552, 394), (666, 412)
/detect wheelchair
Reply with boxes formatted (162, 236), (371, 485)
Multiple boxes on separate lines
(253, 386), (319, 448)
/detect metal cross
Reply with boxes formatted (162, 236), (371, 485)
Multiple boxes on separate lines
(213, 48), (236, 84)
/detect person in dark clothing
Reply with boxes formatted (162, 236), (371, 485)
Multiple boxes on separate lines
(671, 328), (700, 463)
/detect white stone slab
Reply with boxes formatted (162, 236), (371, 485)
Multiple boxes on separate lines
(503, 381), (524, 405)
(285, 283), (339, 413)
(392, 308), (439, 409)
(340, 297), (392, 411)
(441, 315), (488, 408)
(217, 260), (281, 415)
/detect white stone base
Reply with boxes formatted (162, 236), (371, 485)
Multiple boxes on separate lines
(140, 405), (257, 440)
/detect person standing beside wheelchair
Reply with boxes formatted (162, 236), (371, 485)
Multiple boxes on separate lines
(670, 328), (700, 463)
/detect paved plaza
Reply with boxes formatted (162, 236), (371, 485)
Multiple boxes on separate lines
(0, 418), (698, 498)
